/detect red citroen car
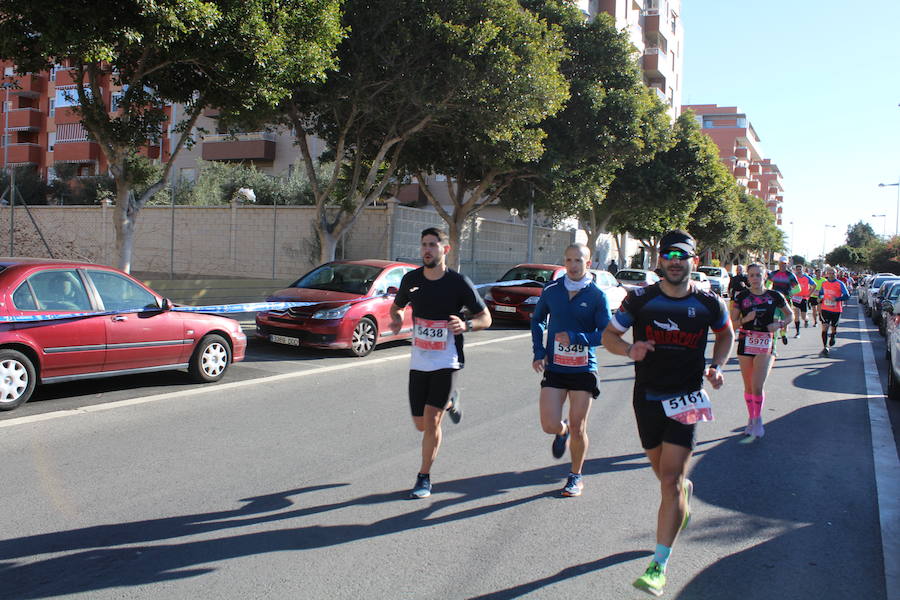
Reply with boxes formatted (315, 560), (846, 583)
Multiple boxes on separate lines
(483, 264), (565, 322)
(255, 260), (418, 356)
(0, 258), (247, 411)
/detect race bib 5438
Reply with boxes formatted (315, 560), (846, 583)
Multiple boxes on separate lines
(413, 318), (449, 351)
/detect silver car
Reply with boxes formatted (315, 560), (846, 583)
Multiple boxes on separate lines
(698, 266), (731, 297)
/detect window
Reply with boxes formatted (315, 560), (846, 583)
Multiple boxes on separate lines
(3, 67), (13, 76)
(48, 98), (54, 117)
(25, 270), (92, 311)
(12, 282), (37, 310)
(375, 267), (411, 295)
(56, 123), (88, 143)
(47, 132), (55, 152)
(54, 86), (99, 109)
(87, 270), (158, 312)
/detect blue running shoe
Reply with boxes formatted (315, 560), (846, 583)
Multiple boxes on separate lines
(409, 474), (431, 499)
(561, 473), (583, 497)
(552, 419), (569, 459)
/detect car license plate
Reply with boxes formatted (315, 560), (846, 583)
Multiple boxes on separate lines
(495, 305), (516, 313)
(270, 334), (300, 346)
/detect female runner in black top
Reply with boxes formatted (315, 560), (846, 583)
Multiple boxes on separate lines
(729, 262), (794, 442)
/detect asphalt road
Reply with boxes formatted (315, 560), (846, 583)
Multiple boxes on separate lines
(0, 303), (894, 599)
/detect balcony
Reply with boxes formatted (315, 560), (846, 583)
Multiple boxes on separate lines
(202, 132), (276, 162)
(734, 147), (749, 160)
(54, 140), (102, 163)
(6, 108), (43, 131)
(733, 166), (748, 178)
(641, 48), (671, 82)
(1, 74), (46, 97)
(648, 85), (669, 106)
(747, 180), (760, 191)
(5, 143), (42, 164)
(749, 164), (761, 174)
(643, 11), (662, 37)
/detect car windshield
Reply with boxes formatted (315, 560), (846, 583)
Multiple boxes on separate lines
(617, 270), (647, 281)
(499, 267), (558, 285)
(888, 285), (900, 300)
(689, 272), (704, 280)
(873, 277), (900, 288)
(698, 267), (722, 277)
(292, 263), (382, 294)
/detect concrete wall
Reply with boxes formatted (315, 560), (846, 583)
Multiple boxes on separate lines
(0, 202), (571, 284)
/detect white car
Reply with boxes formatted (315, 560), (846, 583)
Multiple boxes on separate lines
(697, 266), (730, 296)
(865, 275), (900, 317)
(689, 271), (712, 293)
(590, 269), (627, 312)
(615, 268), (660, 291)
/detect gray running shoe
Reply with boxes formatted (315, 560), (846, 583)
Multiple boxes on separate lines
(409, 474), (431, 499)
(446, 390), (462, 424)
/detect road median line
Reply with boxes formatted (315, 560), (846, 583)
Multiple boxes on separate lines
(0, 332), (532, 429)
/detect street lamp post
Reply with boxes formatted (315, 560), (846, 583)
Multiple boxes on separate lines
(879, 180), (900, 237)
(822, 224), (836, 261)
(873, 213), (887, 238)
(789, 221), (795, 256)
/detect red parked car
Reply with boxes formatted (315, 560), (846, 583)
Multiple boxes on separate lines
(0, 258), (247, 411)
(484, 264), (565, 322)
(255, 260), (417, 356)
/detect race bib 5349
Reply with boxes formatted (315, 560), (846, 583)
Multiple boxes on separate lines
(553, 341), (588, 367)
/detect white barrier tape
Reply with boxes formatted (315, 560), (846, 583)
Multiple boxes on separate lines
(0, 279), (542, 324)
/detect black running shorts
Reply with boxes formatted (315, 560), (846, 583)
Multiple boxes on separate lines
(821, 310), (840, 327)
(408, 369), (459, 417)
(632, 386), (696, 450)
(540, 370), (600, 399)
(808, 296), (819, 306)
(792, 298), (808, 312)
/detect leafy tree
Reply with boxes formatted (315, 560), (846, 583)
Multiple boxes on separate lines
(0, 0), (343, 271)
(388, 0), (569, 269)
(499, 3), (671, 260)
(869, 238), (900, 274)
(826, 245), (869, 270)
(0, 167), (49, 205)
(605, 112), (727, 265)
(846, 221), (878, 248)
(725, 190), (784, 264)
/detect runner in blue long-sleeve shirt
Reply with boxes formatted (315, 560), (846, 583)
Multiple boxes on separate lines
(531, 243), (611, 497)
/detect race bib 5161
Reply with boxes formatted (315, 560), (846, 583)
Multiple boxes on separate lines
(658, 389), (713, 425)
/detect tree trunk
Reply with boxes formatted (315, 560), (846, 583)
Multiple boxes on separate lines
(446, 218), (463, 272)
(113, 179), (135, 273)
(316, 222), (338, 264)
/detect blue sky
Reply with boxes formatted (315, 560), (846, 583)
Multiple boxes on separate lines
(681, 0), (900, 261)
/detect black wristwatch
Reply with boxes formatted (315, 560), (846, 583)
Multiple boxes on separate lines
(466, 319), (474, 332)
(709, 363), (722, 372)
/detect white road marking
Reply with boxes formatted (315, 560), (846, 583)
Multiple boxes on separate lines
(856, 303), (900, 600)
(0, 333), (532, 429)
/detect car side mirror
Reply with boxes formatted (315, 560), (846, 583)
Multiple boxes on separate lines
(386, 286), (398, 296)
(160, 297), (172, 311)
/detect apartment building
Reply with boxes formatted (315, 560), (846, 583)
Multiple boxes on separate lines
(681, 104), (784, 226)
(0, 61), (173, 180)
(578, 0), (683, 116)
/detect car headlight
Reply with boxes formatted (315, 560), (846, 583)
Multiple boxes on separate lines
(312, 304), (352, 319)
(523, 296), (540, 305)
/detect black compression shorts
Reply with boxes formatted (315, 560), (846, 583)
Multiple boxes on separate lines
(408, 369), (459, 417)
(792, 298), (808, 312)
(821, 310), (840, 327)
(540, 370), (600, 398)
(808, 296), (819, 306)
(632, 386), (696, 450)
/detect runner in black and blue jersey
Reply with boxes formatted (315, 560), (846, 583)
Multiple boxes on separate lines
(531, 243), (611, 497)
(602, 230), (734, 597)
(767, 256), (800, 345)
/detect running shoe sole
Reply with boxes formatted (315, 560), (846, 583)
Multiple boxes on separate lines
(561, 483), (583, 497)
(633, 563), (666, 597)
(552, 419), (569, 459)
(447, 391), (462, 424)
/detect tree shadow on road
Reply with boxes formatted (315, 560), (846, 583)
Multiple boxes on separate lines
(0, 453), (647, 598)
(674, 399), (884, 599)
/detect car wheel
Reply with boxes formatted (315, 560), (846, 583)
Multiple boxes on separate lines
(349, 317), (377, 357)
(0, 349), (36, 411)
(189, 334), (231, 383)
(889, 363), (900, 401)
